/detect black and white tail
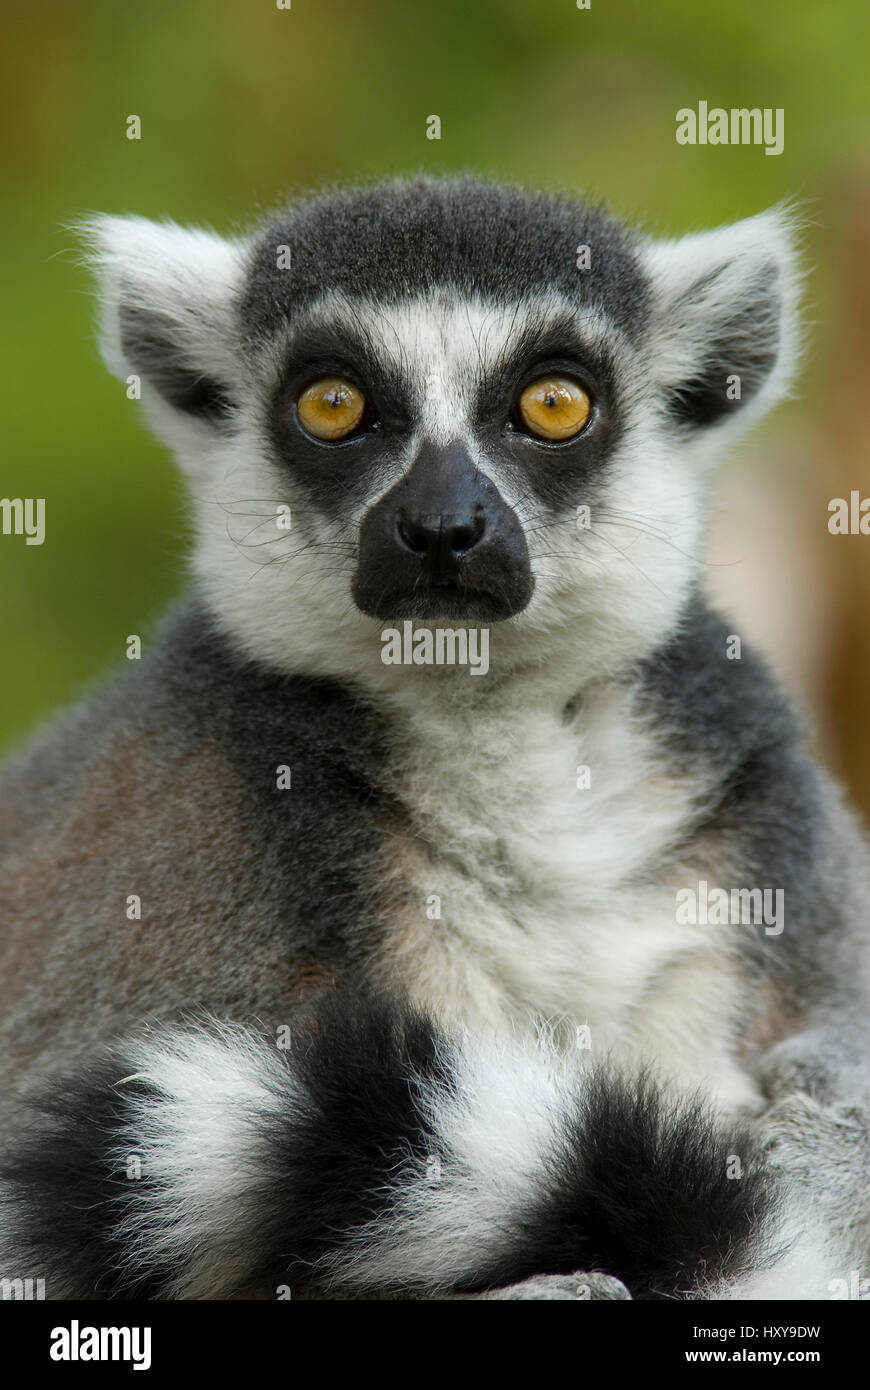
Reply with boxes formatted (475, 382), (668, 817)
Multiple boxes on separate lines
(0, 994), (831, 1300)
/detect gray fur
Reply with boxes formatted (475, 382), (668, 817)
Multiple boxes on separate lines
(240, 178), (652, 344)
(0, 177), (868, 1298)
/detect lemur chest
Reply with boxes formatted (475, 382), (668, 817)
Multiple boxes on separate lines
(374, 687), (753, 1105)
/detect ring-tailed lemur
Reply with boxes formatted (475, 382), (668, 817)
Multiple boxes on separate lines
(1, 177), (868, 1301)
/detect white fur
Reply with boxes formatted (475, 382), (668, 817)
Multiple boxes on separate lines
(82, 215), (250, 476)
(83, 207), (800, 691)
(641, 206), (803, 448)
(318, 1027), (576, 1291)
(84, 208), (799, 701)
(107, 1025), (296, 1299)
(372, 668), (761, 1114)
(187, 287), (704, 692)
(718, 1211), (843, 1301)
(81, 207), (805, 1112)
(95, 1023), (843, 1300)
(71, 205), (828, 1298)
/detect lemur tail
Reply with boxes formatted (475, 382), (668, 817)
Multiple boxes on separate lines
(0, 993), (809, 1300)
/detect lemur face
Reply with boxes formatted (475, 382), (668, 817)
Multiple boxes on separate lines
(88, 179), (798, 681)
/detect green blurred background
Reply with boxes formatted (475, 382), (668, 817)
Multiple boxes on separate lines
(3, 0), (870, 807)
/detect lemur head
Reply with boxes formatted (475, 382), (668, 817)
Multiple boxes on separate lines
(88, 178), (799, 689)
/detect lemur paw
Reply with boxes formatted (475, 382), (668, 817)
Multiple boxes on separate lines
(459, 1271), (631, 1301)
(760, 1092), (870, 1254)
(761, 1092), (869, 1163)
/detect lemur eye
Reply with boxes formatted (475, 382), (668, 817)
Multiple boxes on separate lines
(297, 377), (366, 441)
(517, 376), (591, 441)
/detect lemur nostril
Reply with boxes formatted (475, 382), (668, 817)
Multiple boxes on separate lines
(395, 512), (431, 555)
(448, 511), (485, 554)
(448, 525), (474, 553)
(395, 508), (486, 560)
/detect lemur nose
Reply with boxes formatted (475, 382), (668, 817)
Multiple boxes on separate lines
(352, 439), (533, 620)
(395, 508), (486, 567)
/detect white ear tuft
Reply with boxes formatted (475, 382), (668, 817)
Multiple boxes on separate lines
(641, 207), (803, 430)
(79, 215), (248, 425)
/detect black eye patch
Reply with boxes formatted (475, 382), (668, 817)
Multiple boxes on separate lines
(472, 315), (618, 426)
(270, 322), (410, 430)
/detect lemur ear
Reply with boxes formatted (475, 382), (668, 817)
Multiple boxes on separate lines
(82, 216), (247, 427)
(641, 209), (801, 429)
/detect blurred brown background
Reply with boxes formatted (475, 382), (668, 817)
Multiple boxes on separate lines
(1, 0), (869, 820)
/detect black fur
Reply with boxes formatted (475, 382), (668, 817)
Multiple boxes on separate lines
(0, 1057), (169, 1298)
(0, 994), (775, 1300)
(85, 601), (396, 975)
(119, 304), (236, 423)
(264, 301), (629, 535)
(246, 181), (642, 544)
(0, 182), (824, 1302)
(0, 996), (454, 1299)
(664, 264), (783, 426)
(240, 177), (652, 346)
(474, 1070), (776, 1300)
(251, 992), (456, 1293)
(635, 589), (839, 995)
